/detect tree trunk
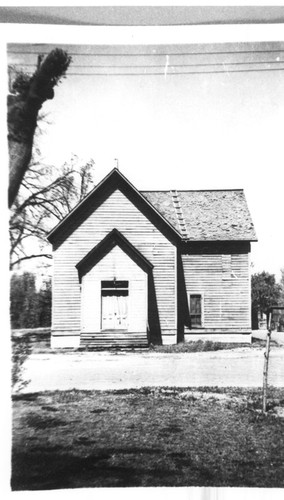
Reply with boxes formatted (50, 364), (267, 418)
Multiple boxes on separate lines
(8, 49), (71, 207)
(7, 90), (43, 208)
(8, 138), (34, 208)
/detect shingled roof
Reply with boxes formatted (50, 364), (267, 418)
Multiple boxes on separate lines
(48, 169), (257, 243)
(141, 190), (257, 241)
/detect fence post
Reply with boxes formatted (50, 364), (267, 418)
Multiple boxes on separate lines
(262, 311), (272, 414)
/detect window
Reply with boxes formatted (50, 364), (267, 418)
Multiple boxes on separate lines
(189, 294), (202, 327)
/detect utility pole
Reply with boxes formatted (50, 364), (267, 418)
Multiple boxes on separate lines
(262, 310), (272, 413)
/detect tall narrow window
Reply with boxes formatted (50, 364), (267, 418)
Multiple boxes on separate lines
(189, 294), (202, 327)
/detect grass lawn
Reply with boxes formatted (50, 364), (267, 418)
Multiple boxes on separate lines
(12, 328), (270, 356)
(12, 386), (284, 490)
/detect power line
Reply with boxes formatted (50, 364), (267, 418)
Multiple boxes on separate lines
(7, 48), (284, 57)
(61, 67), (284, 76)
(10, 59), (284, 69)
(16, 68), (284, 77)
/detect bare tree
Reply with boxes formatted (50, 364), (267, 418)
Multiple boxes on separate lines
(8, 48), (72, 207)
(10, 156), (95, 269)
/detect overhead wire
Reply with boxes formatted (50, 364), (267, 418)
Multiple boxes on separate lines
(7, 48), (284, 57)
(8, 47), (284, 76)
(63, 68), (284, 76)
(10, 68), (284, 77)
(10, 59), (284, 69)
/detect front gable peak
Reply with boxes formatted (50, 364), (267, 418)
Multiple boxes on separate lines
(47, 168), (180, 245)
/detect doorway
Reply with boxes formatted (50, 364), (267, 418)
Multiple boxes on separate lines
(101, 280), (129, 330)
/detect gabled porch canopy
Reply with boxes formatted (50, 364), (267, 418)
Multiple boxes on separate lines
(76, 228), (154, 282)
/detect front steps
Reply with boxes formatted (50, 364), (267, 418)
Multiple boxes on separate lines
(80, 330), (149, 349)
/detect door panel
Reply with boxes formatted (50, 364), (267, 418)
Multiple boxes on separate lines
(101, 281), (129, 330)
(101, 292), (128, 330)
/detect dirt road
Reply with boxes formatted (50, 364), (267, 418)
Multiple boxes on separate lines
(18, 345), (284, 393)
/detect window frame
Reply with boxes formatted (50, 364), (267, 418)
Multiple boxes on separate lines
(188, 292), (204, 328)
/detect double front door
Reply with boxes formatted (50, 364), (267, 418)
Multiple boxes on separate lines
(101, 280), (128, 330)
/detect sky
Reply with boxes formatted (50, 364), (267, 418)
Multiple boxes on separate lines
(6, 29), (284, 281)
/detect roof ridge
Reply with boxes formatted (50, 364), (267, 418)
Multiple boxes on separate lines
(171, 190), (189, 239)
(141, 188), (244, 193)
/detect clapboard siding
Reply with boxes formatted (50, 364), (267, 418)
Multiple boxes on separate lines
(182, 252), (251, 331)
(52, 189), (176, 334)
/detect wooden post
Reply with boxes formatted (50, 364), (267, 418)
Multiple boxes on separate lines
(262, 311), (272, 414)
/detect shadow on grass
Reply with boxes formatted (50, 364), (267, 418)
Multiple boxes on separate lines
(12, 387), (284, 489)
(11, 448), (175, 490)
(24, 413), (69, 430)
(12, 393), (40, 402)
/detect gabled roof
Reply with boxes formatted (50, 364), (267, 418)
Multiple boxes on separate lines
(47, 168), (181, 245)
(142, 190), (257, 241)
(47, 168), (257, 243)
(76, 228), (153, 281)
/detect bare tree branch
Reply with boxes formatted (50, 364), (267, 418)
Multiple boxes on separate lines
(10, 253), (52, 269)
(9, 156), (95, 268)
